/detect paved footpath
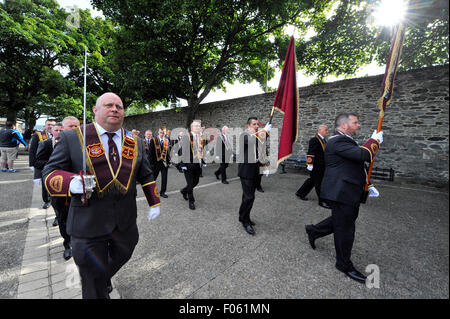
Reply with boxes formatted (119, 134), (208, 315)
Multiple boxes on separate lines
(16, 180), (120, 299)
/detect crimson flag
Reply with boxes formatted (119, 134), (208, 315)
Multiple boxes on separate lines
(273, 36), (299, 164)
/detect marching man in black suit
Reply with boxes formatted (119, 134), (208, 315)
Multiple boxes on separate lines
(305, 113), (383, 284)
(180, 120), (203, 210)
(43, 92), (160, 298)
(35, 122), (75, 260)
(214, 126), (232, 184)
(296, 124), (330, 208)
(237, 117), (271, 235)
(29, 118), (55, 211)
(143, 130), (153, 156)
(148, 126), (170, 198)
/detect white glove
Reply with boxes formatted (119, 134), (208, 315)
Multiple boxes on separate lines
(147, 206), (160, 221)
(202, 164), (207, 167)
(69, 176), (97, 194)
(29, 167), (34, 172)
(181, 166), (187, 171)
(263, 170), (269, 177)
(368, 186), (380, 197)
(371, 130), (383, 144)
(33, 178), (41, 185)
(307, 165), (313, 172)
(264, 123), (272, 132)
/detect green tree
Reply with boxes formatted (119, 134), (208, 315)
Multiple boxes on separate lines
(92, 0), (327, 127)
(0, 0), (77, 125)
(283, 0), (449, 81)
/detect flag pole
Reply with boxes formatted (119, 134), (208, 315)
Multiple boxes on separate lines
(365, 13), (408, 190)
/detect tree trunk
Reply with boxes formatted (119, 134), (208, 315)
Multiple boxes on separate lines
(26, 117), (37, 130)
(185, 98), (200, 129)
(6, 107), (17, 123)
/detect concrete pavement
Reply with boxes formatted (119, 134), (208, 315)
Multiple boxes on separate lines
(0, 154), (448, 299)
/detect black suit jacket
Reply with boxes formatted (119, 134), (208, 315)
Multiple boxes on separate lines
(34, 138), (54, 170)
(148, 137), (170, 166)
(42, 126), (156, 238)
(307, 134), (326, 175)
(215, 134), (233, 163)
(320, 134), (372, 207)
(180, 133), (202, 169)
(29, 132), (50, 179)
(237, 131), (260, 180)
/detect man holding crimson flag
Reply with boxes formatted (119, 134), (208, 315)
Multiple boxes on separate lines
(305, 113), (383, 284)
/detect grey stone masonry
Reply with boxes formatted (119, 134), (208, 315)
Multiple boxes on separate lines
(124, 65), (449, 187)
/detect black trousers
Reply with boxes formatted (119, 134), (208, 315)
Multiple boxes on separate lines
(238, 177), (257, 225)
(181, 164), (201, 203)
(214, 163), (228, 181)
(296, 170), (324, 200)
(50, 197), (70, 249)
(41, 176), (50, 203)
(256, 173), (262, 189)
(152, 162), (168, 194)
(71, 224), (139, 299)
(309, 200), (360, 271)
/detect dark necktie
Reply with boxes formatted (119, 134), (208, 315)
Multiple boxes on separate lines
(106, 132), (119, 173)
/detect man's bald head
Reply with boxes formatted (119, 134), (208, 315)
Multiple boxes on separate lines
(92, 92), (124, 131)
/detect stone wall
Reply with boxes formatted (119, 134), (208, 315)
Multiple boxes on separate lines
(124, 65), (449, 187)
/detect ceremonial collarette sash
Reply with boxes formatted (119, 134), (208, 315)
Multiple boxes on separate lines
(36, 131), (49, 141)
(190, 133), (203, 160)
(153, 137), (169, 161)
(76, 123), (138, 197)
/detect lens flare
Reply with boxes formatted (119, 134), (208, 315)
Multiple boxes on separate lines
(373, 0), (407, 26)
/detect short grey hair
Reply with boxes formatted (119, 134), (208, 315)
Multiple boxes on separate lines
(62, 116), (79, 126)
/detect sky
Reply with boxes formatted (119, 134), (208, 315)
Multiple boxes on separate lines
(53, 0), (385, 112)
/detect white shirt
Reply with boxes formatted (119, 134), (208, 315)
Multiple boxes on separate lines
(318, 133), (325, 140)
(95, 122), (122, 155)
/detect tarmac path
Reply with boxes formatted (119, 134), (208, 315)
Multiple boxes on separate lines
(1, 154), (448, 299)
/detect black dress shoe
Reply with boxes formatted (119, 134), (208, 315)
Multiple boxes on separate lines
(243, 224), (255, 235)
(222, 180), (229, 184)
(296, 194), (308, 200)
(180, 190), (188, 201)
(319, 201), (331, 209)
(305, 225), (316, 250)
(189, 202), (196, 210)
(160, 193), (168, 198)
(256, 187), (264, 193)
(337, 267), (367, 284)
(63, 248), (72, 260)
(52, 217), (58, 227)
(42, 202), (51, 209)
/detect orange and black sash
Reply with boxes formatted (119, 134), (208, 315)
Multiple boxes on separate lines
(190, 132), (203, 160)
(153, 136), (169, 161)
(36, 131), (50, 141)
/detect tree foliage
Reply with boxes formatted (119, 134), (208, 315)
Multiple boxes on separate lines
(1, 0), (447, 128)
(92, 0), (327, 127)
(282, 0), (449, 81)
(0, 0), (76, 125)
